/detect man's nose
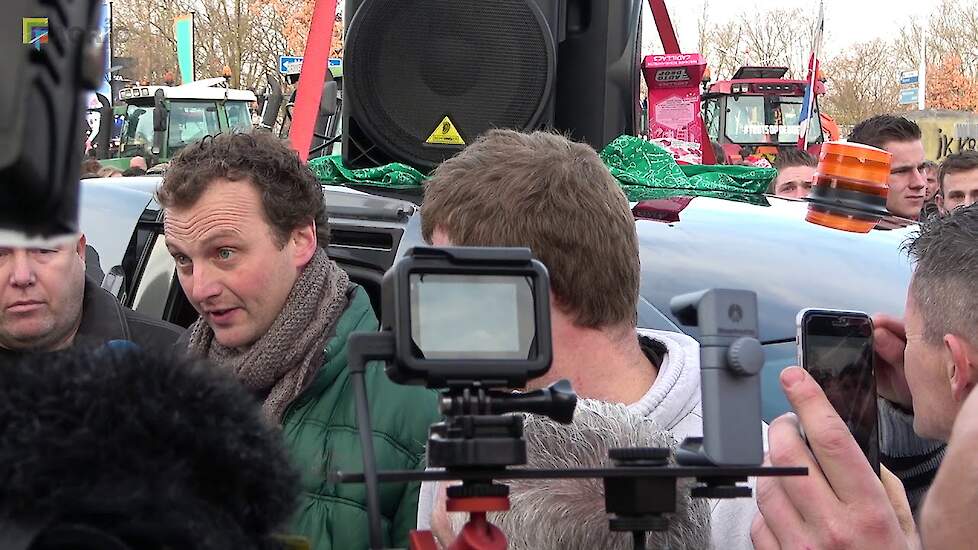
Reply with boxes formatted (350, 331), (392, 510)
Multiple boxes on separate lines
(188, 264), (222, 304)
(909, 169), (926, 189)
(8, 252), (36, 287)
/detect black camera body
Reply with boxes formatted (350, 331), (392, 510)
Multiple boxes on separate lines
(380, 246), (553, 389)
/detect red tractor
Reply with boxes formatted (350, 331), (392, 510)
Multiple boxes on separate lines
(702, 66), (839, 163)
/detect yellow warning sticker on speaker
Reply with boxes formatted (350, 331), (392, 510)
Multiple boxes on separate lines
(426, 116), (466, 146)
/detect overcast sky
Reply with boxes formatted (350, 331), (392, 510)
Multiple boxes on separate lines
(645, 0), (932, 57)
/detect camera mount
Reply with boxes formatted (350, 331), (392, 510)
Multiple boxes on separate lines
(341, 249), (805, 550)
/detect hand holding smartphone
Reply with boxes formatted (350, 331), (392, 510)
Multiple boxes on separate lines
(797, 308), (880, 476)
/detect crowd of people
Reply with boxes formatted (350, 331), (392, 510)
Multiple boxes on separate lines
(3, 113), (978, 549)
(767, 114), (978, 219)
(80, 155), (150, 179)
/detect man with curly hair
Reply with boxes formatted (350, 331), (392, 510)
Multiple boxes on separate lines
(158, 132), (440, 550)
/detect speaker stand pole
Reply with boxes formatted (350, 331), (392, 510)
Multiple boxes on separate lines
(647, 0), (680, 55)
(289, 0), (339, 162)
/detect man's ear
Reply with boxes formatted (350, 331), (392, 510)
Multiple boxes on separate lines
(76, 234), (87, 262)
(290, 222), (317, 267)
(945, 334), (977, 404)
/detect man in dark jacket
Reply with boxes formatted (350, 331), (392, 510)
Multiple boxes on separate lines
(0, 235), (182, 359)
(158, 131), (440, 550)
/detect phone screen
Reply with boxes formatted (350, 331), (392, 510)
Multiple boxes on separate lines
(800, 311), (880, 475)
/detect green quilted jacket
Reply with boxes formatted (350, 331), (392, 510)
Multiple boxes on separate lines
(281, 285), (440, 550)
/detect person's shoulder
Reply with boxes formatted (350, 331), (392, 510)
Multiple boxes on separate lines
(123, 307), (186, 349)
(364, 365), (441, 428)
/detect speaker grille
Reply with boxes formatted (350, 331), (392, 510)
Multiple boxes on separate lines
(345, 0), (556, 169)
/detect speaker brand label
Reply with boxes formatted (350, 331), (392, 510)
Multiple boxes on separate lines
(426, 116), (466, 146)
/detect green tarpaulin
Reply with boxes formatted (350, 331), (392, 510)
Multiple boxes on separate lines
(309, 135), (776, 201)
(309, 155), (425, 190)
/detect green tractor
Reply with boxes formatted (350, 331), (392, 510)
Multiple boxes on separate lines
(101, 78), (257, 171)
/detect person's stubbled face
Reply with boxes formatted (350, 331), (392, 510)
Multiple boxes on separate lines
(164, 178), (315, 348)
(903, 289), (957, 440)
(924, 167), (940, 202)
(883, 140), (927, 219)
(0, 236), (87, 351)
(773, 165), (817, 199)
(940, 167), (978, 213)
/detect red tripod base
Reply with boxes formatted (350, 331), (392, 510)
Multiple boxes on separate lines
(409, 496), (510, 550)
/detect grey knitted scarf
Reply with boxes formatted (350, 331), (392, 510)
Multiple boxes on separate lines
(187, 248), (350, 422)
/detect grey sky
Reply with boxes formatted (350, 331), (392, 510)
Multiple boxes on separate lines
(644, 0), (932, 57)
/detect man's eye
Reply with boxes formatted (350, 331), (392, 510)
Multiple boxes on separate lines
(217, 248), (234, 260)
(174, 254), (192, 267)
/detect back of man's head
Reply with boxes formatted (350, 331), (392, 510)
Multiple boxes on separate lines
(848, 115), (921, 150)
(0, 347), (300, 550)
(121, 167), (146, 177)
(80, 159), (102, 179)
(451, 399), (711, 549)
(421, 130), (639, 329)
(905, 203), (978, 348)
(129, 156), (148, 171)
(158, 131), (329, 248)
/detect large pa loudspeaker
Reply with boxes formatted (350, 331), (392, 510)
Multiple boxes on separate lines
(555, 0), (643, 148)
(342, 0), (642, 170)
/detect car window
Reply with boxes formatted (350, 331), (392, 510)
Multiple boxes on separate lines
(724, 95), (822, 145)
(226, 101), (253, 133)
(121, 104), (154, 155)
(132, 233), (177, 319)
(168, 101), (221, 153)
(79, 182), (154, 278)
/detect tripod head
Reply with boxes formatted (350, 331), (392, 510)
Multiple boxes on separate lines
(339, 248), (806, 550)
(429, 380), (577, 470)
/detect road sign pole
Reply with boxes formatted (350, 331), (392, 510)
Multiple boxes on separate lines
(918, 33), (926, 110)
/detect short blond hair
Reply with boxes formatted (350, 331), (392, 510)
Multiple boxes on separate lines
(422, 130), (639, 329)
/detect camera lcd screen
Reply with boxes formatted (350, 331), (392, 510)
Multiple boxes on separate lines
(410, 273), (536, 360)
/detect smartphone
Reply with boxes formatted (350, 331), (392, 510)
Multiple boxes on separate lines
(797, 309), (880, 475)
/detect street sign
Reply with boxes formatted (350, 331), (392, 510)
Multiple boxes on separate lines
(280, 56), (341, 74)
(899, 71), (919, 85)
(279, 55), (303, 74)
(899, 87), (919, 105)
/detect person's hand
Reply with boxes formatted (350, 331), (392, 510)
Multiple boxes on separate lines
(881, 466), (921, 550)
(750, 367), (916, 550)
(873, 313), (914, 409)
(429, 481), (459, 549)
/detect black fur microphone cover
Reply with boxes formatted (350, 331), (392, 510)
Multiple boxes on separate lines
(0, 347), (301, 550)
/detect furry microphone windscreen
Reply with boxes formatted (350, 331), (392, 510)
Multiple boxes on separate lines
(0, 347), (301, 550)
(449, 399), (712, 550)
